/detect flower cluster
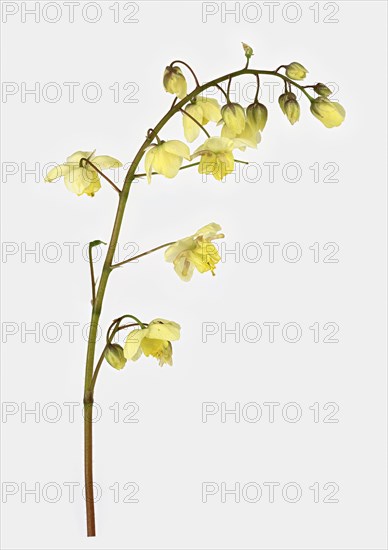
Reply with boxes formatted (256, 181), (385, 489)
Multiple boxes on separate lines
(45, 45), (346, 370)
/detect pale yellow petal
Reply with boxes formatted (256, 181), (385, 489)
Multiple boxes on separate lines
(147, 319), (181, 341)
(164, 236), (195, 262)
(124, 328), (147, 360)
(195, 223), (222, 239)
(152, 149), (182, 178)
(144, 147), (156, 183)
(44, 163), (70, 182)
(197, 96), (222, 124)
(182, 104), (203, 143)
(163, 140), (190, 160)
(92, 155), (122, 170)
(173, 256), (195, 282)
(83, 171), (101, 196)
(64, 166), (96, 195)
(66, 151), (93, 164)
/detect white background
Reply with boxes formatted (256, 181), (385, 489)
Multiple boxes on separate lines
(1, 1), (387, 549)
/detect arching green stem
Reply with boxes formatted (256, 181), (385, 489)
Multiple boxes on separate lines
(82, 64), (315, 537)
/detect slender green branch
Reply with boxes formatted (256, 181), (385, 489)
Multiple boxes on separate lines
(112, 241), (176, 269)
(170, 59), (200, 88)
(180, 108), (210, 138)
(90, 321), (140, 391)
(227, 76), (232, 101)
(254, 74), (260, 103)
(214, 83), (229, 102)
(134, 162), (200, 179)
(79, 158), (122, 194)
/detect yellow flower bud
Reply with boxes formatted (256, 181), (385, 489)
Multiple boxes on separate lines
(105, 343), (127, 370)
(221, 103), (246, 134)
(242, 42), (254, 59)
(163, 66), (187, 99)
(285, 62), (308, 80)
(246, 102), (268, 131)
(284, 98), (300, 125)
(278, 92), (296, 114)
(313, 83), (332, 97)
(310, 97), (346, 128)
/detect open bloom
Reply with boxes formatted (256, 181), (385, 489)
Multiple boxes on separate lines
(310, 97), (346, 128)
(182, 96), (221, 142)
(44, 151), (122, 196)
(191, 137), (235, 181)
(165, 223), (224, 282)
(124, 319), (181, 367)
(221, 119), (261, 150)
(145, 140), (190, 183)
(163, 66), (187, 99)
(285, 62), (308, 80)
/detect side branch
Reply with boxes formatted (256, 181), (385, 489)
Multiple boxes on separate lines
(112, 242), (176, 269)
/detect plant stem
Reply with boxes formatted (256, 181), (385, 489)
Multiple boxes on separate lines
(82, 64), (315, 536)
(88, 243), (98, 306)
(80, 158), (122, 194)
(83, 391), (95, 536)
(112, 241), (176, 269)
(134, 162), (200, 179)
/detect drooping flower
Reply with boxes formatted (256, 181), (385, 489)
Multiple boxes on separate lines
(182, 96), (221, 142)
(285, 62), (308, 80)
(310, 97), (346, 128)
(191, 137), (235, 181)
(221, 123), (260, 150)
(145, 140), (190, 183)
(123, 319), (181, 367)
(246, 102), (268, 132)
(221, 118), (261, 151)
(163, 66), (187, 99)
(44, 151), (122, 197)
(165, 223), (224, 282)
(221, 103), (246, 134)
(283, 97), (300, 125)
(278, 92), (296, 114)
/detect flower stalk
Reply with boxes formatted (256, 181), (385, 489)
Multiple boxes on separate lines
(79, 62), (343, 536)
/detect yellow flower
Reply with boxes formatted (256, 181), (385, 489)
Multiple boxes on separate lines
(145, 140), (190, 183)
(246, 102), (268, 132)
(124, 319), (181, 367)
(284, 98), (300, 125)
(221, 120), (260, 150)
(285, 62), (308, 80)
(165, 223), (224, 282)
(44, 151), (122, 197)
(182, 96), (221, 142)
(221, 103), (246, 134)
(191, 137), (235, 181)
(163, 66), (187, 99)
(310, 97), (346, 128)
